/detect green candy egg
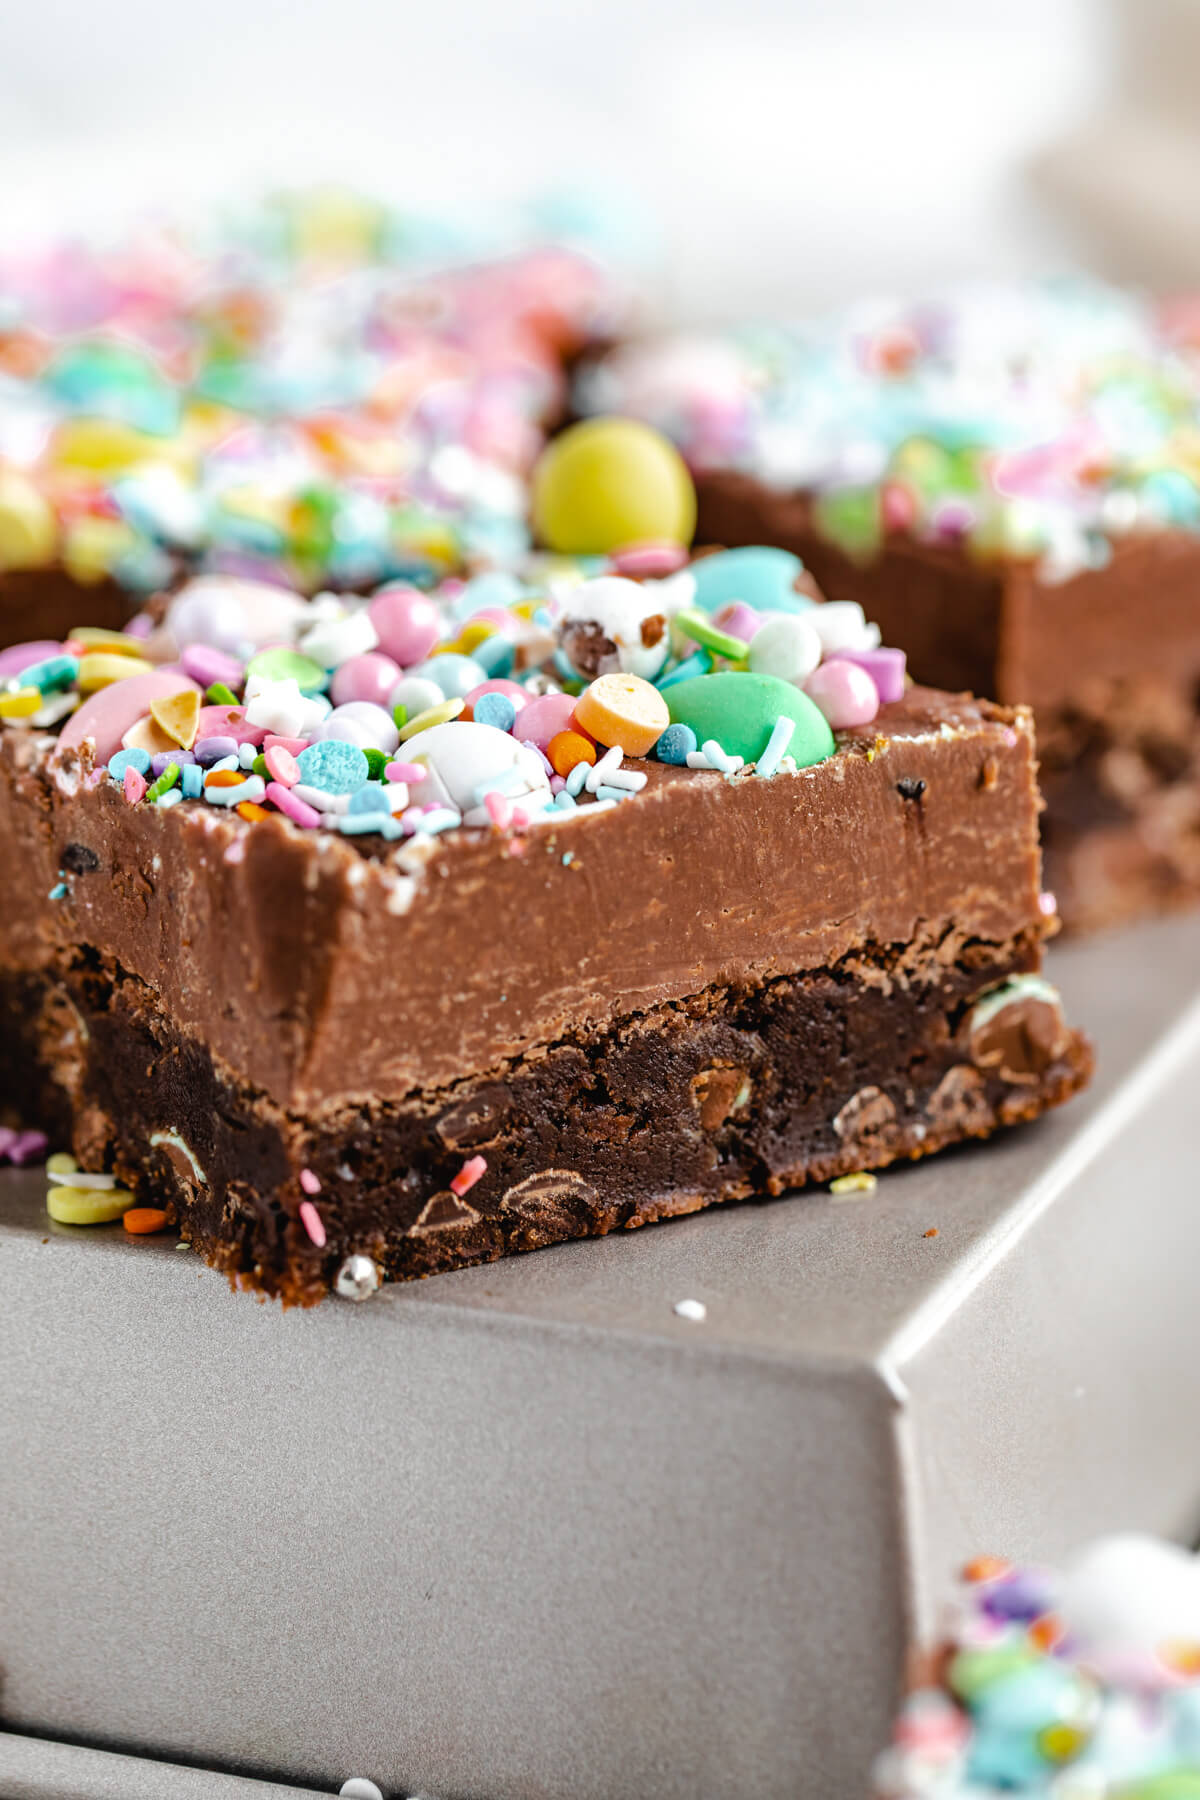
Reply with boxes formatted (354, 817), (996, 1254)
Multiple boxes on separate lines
(811, 485), (884, 561)
(947, 1645), (1038, 1704)
(1112, 1777), (1200, 1800)
(244, 646), (327, 694)
(665, 671), (835, 768)
(532, 417), (697, 555)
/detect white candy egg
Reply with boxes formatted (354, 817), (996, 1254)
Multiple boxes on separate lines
(298, 606), (379, 669)
(315, 701), (400, 755)
(403, 721), (549, 825)
(1059, 1535), (1200, 1686)
(389, 675), (446, 721)
(167, 576), (309, 655)
(747, 614), (823, 685)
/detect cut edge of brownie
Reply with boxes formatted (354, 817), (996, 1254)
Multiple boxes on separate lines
(693, 469), (1200, 933)
(4, 924), (1092, 1306)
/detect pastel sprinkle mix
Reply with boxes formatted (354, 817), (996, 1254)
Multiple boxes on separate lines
(830, 1171), (878, 1197)
(756, 715), (796, 778)
(299, 1168), (322, 1195)
(9, 505), (908, 857)
(298, 1200), (327, 1248)
(450, 1156), (487, 1197)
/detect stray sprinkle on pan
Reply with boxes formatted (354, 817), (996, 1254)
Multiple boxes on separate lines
(830, 1170), (878, 1197)
(673, 1298), (707, 1322)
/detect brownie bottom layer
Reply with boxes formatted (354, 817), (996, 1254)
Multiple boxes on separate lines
(1, 935), (1092, 1304)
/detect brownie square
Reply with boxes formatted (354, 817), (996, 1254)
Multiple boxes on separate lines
(585, 285), (1200, 931)
(0, 664), (1089, 1301)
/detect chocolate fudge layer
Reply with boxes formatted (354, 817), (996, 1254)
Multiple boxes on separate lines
(581, 283), (1200, 932)
(697, 478), (1200, 933)
(0, 687), (1090, 1304)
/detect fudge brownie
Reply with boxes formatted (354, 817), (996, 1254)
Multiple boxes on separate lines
(581, 283), (1200, 931)
(874, 1535), (1200, 1796)
(0, 547), (1090, 1303)
(0, 191), (628, 644)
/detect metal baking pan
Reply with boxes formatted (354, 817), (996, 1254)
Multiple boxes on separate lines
(3, 914), (1199, 1800)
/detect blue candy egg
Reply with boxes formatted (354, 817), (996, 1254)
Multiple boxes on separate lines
(655, 723), (698, 764)
(408, 653), (488, 700)
(689, 547), (814, 616)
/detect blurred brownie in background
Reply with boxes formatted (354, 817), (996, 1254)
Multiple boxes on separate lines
(0, 188), (631, 645)
(583, 282), (1200, 931)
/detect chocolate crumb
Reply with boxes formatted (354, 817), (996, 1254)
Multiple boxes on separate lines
(640, 613), (666, 648)
(60, 842), (100, 874)
(897, 778), (926, 801)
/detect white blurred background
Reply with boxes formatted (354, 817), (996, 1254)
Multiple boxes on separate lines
(0, 0), (1187, 316)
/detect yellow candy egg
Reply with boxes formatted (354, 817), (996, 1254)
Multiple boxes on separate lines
(47, 1183), (135, 1226)
(0, 687), (43, 719)
(54, 418), (190, 477)
(77, 651), (155, 693)
(0, 471), (57, 571)
(69, 627), (153, 655)
(531, 417), (697, 556)
(63, 518), (138, 586)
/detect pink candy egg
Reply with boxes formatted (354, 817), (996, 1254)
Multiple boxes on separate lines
(608, 540), (690, 578)
(368, 585), (442, 667)
(827, 647), (906, 706)
(463, 679), (529, 719)
(804, 660), (880, 730)
(0, 640), (61, 680)
(57, 670), (200, 765)
(712, 602), (761, 644)
(468, 607), (518, 629)
(331, 651), (402, 709)
(180, 643), (245, 690)
(513, 691), (578, 751)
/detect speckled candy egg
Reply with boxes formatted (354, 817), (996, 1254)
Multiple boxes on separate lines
(560, 575), (675, 682)
(403, 721), (550, 826)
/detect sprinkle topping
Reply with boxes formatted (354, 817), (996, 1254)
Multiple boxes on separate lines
(4, 532), (910, 841)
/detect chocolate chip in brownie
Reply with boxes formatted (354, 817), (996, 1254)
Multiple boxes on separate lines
(60, 842), (100, 874)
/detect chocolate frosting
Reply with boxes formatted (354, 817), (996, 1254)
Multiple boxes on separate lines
(694, 472), (1200, 711)
(0, 687), (1047, 1111)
